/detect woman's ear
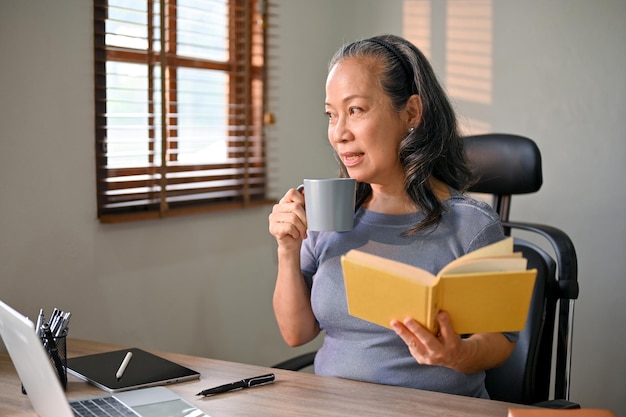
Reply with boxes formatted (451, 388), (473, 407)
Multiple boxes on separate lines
(405, 94), (423, 127)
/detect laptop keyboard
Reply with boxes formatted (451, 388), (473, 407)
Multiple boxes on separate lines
(70, 396), (138, 417)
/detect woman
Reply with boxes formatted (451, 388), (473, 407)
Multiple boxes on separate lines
(268, 34), (515, 398)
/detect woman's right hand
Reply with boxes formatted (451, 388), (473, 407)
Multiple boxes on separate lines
(268, 187), (308, 250)
(271, 188), (320, 346)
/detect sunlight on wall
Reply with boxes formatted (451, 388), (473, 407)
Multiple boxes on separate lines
(403, 0), (493, 135)
(402, 0), (431, 59)
(446, 0), (493, 106)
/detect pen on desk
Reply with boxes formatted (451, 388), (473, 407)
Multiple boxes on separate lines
(196, 373), (275, 397)
(116, 351), (133, 380)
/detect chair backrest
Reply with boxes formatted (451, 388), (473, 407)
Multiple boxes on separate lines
(465, 133), (579, 405)
(465, 133), (542, 222)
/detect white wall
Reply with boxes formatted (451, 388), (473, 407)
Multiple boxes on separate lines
(1, 0), (624, 415)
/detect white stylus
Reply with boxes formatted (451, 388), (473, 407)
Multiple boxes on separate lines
(115, 351), (133, 380)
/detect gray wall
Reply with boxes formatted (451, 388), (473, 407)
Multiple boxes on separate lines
(1, 0), (624, 414)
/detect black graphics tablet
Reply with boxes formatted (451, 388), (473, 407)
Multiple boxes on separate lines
(67, 348), (200, 393)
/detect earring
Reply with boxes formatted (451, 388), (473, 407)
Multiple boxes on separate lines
(408, 126), (415, 134)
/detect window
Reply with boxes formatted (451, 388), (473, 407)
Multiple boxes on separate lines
(94, 0), (268, 223)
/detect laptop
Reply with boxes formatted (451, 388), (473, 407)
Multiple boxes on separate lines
(0, 300), (210, 417)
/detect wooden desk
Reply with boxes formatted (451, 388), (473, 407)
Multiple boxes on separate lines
(1, 339), (518, 416)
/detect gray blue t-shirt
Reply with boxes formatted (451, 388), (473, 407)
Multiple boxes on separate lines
(300, 189), (508, 398)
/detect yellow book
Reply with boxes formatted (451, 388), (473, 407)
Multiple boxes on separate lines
(341, 237), (537, 334)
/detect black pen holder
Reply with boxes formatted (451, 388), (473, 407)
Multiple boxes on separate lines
(48, 330), (68, 390)
(21, 330), (68, 394)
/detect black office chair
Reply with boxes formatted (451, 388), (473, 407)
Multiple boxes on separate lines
(466, 133), (579, 407)
(273, 133), (579, 408)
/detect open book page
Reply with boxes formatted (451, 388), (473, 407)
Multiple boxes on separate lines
(441, 255), (527, 275)
(439, 237), (515, 276)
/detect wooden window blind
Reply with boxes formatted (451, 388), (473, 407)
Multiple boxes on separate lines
(94, 0), (269, 223)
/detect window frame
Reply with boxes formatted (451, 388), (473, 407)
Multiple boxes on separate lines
(94, 0), (270, 223)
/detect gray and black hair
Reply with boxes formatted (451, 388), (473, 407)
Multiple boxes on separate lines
(329, 34), (474, 234)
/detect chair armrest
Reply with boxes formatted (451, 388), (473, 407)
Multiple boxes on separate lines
(502, 221), (579, 300)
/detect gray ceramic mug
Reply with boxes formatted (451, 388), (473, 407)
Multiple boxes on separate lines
(298, 178), (356, 232)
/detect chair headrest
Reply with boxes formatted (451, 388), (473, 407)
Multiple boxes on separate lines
(465, 133), (543, 195)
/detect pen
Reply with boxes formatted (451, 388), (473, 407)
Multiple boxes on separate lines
(196, 373), (275, 396)
(35, 309), (45, 337)
(55, 311), (71, 337)
(49, 308), (60, 331)
(116, 351), (133, 380)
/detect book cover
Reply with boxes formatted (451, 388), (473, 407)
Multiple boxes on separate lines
(341, 237), (537, 334)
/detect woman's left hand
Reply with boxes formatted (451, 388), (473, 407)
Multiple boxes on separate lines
(390, 311), (477, 373)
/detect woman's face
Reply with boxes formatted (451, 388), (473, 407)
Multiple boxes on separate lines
(325, 57), (410, 187)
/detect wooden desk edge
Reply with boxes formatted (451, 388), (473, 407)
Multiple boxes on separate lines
(2, 338), (519, 417)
